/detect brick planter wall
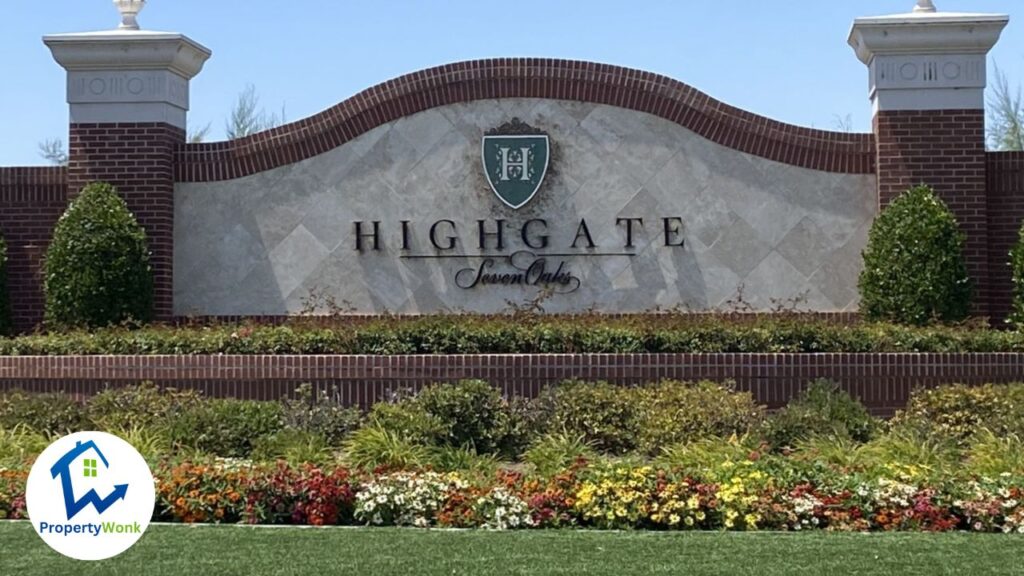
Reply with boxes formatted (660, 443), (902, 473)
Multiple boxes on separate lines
(2, 353), (1023, 416)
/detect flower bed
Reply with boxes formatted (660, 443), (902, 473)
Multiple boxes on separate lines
(3, 459), (1024, 533)
(3, 381), (1024, 532)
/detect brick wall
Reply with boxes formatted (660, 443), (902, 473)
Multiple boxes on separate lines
(987, 152), (1024, 321)
(0, 61), (1019, 331)
(1, 353), (1022, 416)
(68, 122), (184, 322)
(874, 109), (990, 315)
(0, 167), (69, 332)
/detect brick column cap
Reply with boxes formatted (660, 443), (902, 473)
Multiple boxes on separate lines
(848, 6), (1008, 113)
(43, 30), (210, 78)
(44, 30), (211, 129)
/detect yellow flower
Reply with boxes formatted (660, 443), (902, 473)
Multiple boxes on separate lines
(685, 516), (695, 527)
(669, 514), (681, 525)
(687, 496), (700, 510)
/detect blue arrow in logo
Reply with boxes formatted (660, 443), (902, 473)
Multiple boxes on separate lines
(49, 440), (129, 520)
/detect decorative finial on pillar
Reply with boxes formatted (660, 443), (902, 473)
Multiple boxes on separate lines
(113, 0), (147, 30)
(914, 0), (937, 13)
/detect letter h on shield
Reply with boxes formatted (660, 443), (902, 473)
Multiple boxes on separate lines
(499, 147), (531, 182)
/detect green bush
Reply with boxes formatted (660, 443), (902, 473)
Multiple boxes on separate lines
(655, 436), (757, 473)
(44, 182), (154, 328)
(758, 380), (878, 450)
(533, 380), (763, 456)
(533, 381), (640, 455)
(634, 381), (764, 455)
(523, 431), (596, 477)
(368, 394), (446, 446)
(415, 380), (517, 455)
(342, 425), (430, 470)
(0, 390), (89, 435)
(87, 383), (202, 431)
(0, 424), (52, 467)
(368, 381), (521, 456)
(859, 185), (972, 325)
(252, 429), (336, 466)
(425, 445), (501, 475)
(1009, 223), (1024, 328)
(857, 429), (961, 481)
(0, 234), (11, 337)
(890, 383), (1024, 443)
(280, 384), (362, 445)
(166, 399), (283, 457)
(966, 429), (1024, 477)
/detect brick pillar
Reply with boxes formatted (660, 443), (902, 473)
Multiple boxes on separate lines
(45, 23), (210, 321)
(850, 6), (1008, 318)
(66, 123), (185, 319)
(873, 109), (990, 311)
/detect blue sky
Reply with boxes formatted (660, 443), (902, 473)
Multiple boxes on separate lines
(2, 1), (1022, 165)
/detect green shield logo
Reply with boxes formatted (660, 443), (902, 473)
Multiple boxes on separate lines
(482, 135), (550, 210)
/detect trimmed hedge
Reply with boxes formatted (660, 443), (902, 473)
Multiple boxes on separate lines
(0, 316), (1023, 355)
(859, 185), (973, 325)
(44, 182), (154, 328)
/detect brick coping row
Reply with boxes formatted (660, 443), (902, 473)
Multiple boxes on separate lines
(175, 58), (876, 182)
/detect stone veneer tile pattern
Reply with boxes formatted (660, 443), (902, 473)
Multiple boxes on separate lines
(175, 99), (877, 316)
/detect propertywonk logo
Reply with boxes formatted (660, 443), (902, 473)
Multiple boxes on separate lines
(26, 431), (155, 561)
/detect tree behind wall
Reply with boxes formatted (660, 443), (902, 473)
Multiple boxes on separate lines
(44, 182), (154, 328)
(988, 65), (1024, 151)
(225, 84), (285, 140)
(36, 85), (282, 159)
(858, 185), (973, 325)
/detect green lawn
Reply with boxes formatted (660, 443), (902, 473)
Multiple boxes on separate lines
(1, 522), (1022, 576)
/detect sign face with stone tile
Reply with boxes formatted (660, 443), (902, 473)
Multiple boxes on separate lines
(174, 99), (877, 316)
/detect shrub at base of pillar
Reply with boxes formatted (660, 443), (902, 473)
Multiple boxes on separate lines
(43, 182), (154, 329)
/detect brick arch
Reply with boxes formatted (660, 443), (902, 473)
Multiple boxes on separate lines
(175, 58), (875, 182)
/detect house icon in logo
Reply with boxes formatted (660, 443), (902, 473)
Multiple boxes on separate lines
(49, 440), (128, 520)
